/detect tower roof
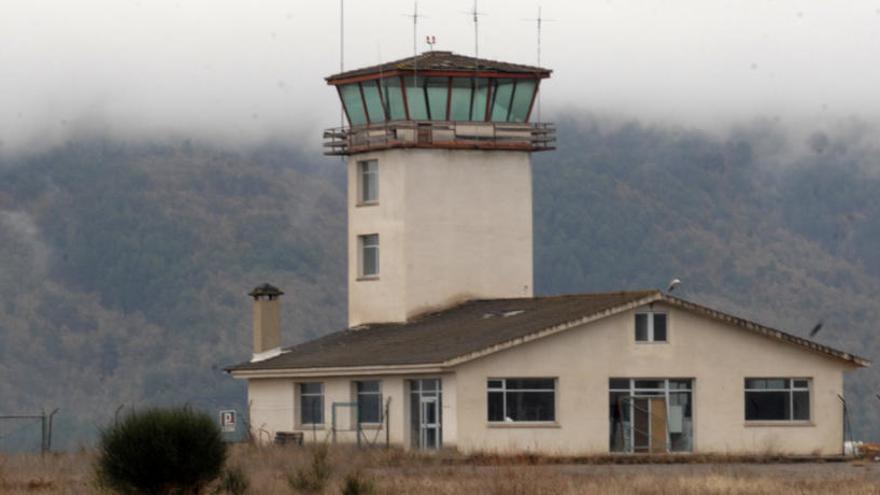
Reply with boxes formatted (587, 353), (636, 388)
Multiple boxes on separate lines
(326, 51), (551, 84)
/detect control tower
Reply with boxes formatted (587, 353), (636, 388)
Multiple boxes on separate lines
(324, 51), (553, 327)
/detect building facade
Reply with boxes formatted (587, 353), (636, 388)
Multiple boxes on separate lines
(227, 52), (868, 456)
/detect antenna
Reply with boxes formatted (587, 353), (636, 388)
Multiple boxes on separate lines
(522, 6), (555, 121)
(463, 0), (486, 58)
(403, 2), (425, 86)
(426, 35), (437, 51)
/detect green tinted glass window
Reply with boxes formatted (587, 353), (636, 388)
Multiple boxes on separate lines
(509, 80), (536, 122)
(340, 84), (367, 126)
(361, 80), (385, 123)
(425, 77), (449, 120)
(471, 78), (489, 121)
(404, 76), (428, 120)
(449, 78), (473, 121)
(490, 79), (515, 122)
(381, 77), (406, 120)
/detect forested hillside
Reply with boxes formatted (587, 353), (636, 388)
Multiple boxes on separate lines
(1, 116), (878, 450)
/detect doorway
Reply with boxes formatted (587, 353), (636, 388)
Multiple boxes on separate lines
(609, 378), (693, 453)
(409, 379), (442, 450)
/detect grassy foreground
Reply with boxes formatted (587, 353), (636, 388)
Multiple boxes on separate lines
(2, 444), (880, 494)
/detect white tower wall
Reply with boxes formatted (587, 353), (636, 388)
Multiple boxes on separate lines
(347, 148), (533, 327)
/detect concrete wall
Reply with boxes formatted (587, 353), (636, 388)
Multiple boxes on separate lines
(453, 304), (853, 455)
(347, 149), (533, 327)
(247, 373), (457, 448)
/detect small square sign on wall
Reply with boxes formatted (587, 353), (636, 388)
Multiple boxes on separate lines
(219, 410), (236, 433)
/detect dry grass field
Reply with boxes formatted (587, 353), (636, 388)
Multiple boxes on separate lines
(2, 444), (880, 494)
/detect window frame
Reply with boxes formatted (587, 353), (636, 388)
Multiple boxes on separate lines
(354, 380), (384, 425)
(486, 377), (557, 424)
(635, 311), (668, 343)
(298, 382), (325, 427)
(357, 160), (378, 205)
(357, 233), (380, 279)
(744, 377), (812, 423)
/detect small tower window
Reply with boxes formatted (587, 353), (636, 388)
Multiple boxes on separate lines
(635, 312), (668, 342)
(358, 234), (380, 278)
(358, 160), (378, 204)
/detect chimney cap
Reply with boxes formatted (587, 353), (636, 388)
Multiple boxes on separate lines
(248, 283), (284, 299)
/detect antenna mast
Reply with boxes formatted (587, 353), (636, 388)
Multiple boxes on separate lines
(463, 1), (485, 58)
(339, 0), (345, 131)
(404, 2), (423, 85)
(523, 6), (554, 121)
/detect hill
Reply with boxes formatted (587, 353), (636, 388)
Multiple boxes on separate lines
(1, 116), (878, 450)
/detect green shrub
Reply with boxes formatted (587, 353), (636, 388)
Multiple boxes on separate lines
(340, 472), (374, 495)
(96, 406), (227, 494)
(214, 466), (249, 495)
(287, 445), (332, 493)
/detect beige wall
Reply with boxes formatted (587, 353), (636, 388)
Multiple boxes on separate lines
(247, 373), (456, 448)
(454, 304), (853, 455)
(347, 149), (533, 327)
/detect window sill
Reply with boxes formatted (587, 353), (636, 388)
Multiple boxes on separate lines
(487, 422), (560, 429)
(356, 201), (379, 208)
(744, 421), (814, 427)
(356, 276), (380, 282)
(635, 341), (669, 345)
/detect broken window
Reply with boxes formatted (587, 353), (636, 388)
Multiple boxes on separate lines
(487, 378), (556, 422)
(609, 378), (693, 453)
(745, 378), (810, 421)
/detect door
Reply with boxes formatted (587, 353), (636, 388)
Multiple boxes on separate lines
(409, 379), (442, 450)
(629, 396), (668, 453)
(420, 397), (440, 449)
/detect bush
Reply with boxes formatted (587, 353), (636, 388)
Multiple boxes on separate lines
(287, 445), (332, 493)
(96, 406), (227, 494)
(340, 472), (375, 495)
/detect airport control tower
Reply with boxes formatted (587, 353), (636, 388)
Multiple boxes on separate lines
(324, 51), (553, 327)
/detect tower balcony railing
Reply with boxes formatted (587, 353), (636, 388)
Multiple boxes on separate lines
(322, 120), (555, 156)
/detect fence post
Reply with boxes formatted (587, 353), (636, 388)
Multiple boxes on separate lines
(40, 410), (47, 455)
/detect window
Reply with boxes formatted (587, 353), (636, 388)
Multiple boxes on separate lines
(358, 234), (379, 278)
(339, 83), (367, 126)
(355, 380), (383, 424)
(609, 378), (693, 453)
(358, 160), (378, 204)
(489, 79), (515, 122)
(635, 312), (668, 342)
(509, 80), (537, 122)
(299, 382), (324, 425)
(487, 378), (556, 423)
(745, 378), (810, 421)
(361, 80), (386, 123)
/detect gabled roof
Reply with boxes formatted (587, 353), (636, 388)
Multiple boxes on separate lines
(326, 51), (551, 84)
(226, 290), (869, 375)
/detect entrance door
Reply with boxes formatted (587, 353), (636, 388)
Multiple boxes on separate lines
(610, 378), (692, 454)
(409, 379), (442, 450)
(420, 397), (440, 449)
(621, 395), (669, 453)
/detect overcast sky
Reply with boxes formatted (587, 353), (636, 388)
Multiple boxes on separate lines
(2, 1), (879, 154)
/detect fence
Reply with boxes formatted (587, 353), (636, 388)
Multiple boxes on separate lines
(0, 409), (59, 454)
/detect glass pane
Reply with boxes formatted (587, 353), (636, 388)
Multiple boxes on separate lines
(792, 379), (809, 389)
(361, 80), (385, 123)
(487, 379), (504, 389)
(359, 160), (378, 203)
(506, 391), (555, 421)
(635, 314), (648, 341)
(509, 79), (536, 122)
(634, 380), (662, 389)
(471, 78), (489, 121)
(410, 392), (420, 448)
(340, 84), (367, 126)
(490, 79), (515, 122)
(609, 378), (630, 390)
(488, 391), (504, 421)
(425, 428), (437, 449)
(358, 393), (381, 423)
(793, 391), (810, 420)
(301, 396), (323, 424)
(426, 77), (449, 120)
(301, 382), (322, 395)
(745, 391), (790, 420)
(653, 314), (668, 341)
(669, 392), (693, 452)
(609, 392), (630, 452)
(422, 379), (440, 392)
(506, 378), (555, 390)
(746, 379), (788, 390)
(357, 380), (380, 393)
(404, 76), (428, 120)
(449, 78), (472, 121)
(424, 401), (437, 424)
(669, 380), (692, 390)
(381, 77), (406, 120)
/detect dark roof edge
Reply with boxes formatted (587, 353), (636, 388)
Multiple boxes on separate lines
(659, 295), (870, 368)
